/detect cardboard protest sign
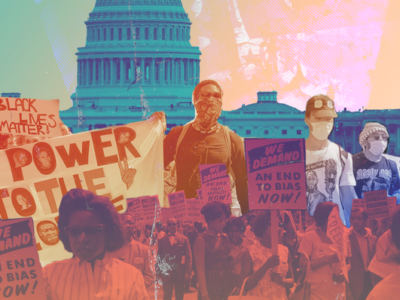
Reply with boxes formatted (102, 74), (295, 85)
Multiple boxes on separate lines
(0, 119), (164, 266)
(185, 198), (203, 223)
(0, 98), (64, 137)
(0, 218), (47, 299)
(141, 195), (161, 225)
(127, 197), (144, 225)
(245, 138), (307, 210)
(168, 191), (187, 221)
(363, 190), (390, 219)
(327, 206), (348, 282)
(199, 164), (232, 204)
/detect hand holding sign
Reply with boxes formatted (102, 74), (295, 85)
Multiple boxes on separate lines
(118, 158), (137, 190)
(149, 111), (167, 132)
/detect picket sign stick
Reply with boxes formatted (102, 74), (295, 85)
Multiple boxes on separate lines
(271, 209), (279, 255)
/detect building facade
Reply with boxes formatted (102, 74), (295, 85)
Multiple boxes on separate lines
(60, 0), (201, 132)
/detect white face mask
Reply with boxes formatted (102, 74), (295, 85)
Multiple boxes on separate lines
(369, 140), (387, 156)
(309, 121), (333, 141)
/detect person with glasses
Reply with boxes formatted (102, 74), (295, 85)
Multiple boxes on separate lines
(353, 122), (400, 202)
(298, 202), (351, 300)
(240, 211), (293, 299)
(304, 95), (357, 227)
(163, 79), (249, 216)
(42, 188), (149, 300)
(156, 218), (192, 300)
(110, 212), (155, 290)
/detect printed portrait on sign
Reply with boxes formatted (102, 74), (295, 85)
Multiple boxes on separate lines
(306, 170), (328, 216)
(12, 149), (30, 168)
(32, 142), (57, 175)
(37, 220), (60, 246)
(11, 187), (36, 217)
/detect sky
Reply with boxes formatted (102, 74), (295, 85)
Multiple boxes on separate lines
(1, 0), (399, 112)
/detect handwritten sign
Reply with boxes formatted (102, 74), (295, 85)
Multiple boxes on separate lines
(199, 164), (232, 204)
(168, 191), (187, 221)
(245, 138), (307, 210)
(185, 198), (203, 222)
(0, 218), (47, 299)
(364, 190), (390, 219)
(141, 195), (160, 224)
(127, 197), (144, 225)
(0, 119), (164, 266)
(0, 98), (63, 137)
(327, 206), (348, 282)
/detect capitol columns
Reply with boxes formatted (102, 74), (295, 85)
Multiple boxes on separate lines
(185, 58), (189, 85)
(165, 58), (170, 84)
(85, 59), (90, 86)
(110, 58), (115, 85)
(101, 59), (104, 85)
(160, 58), (165, 85)
(180, 58), (184, 85)
(120, 58), (124, 85)
(92, 59), (96, 85)
(150, 58), (155, 85)
(130, 58), (135, 83)
(193, 59), (197, 85)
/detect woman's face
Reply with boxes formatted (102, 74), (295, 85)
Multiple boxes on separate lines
(209, 215), (228, 233)
(226, 225), (242, 245)
(38, 151), (52, 169)
(16, 194), (28, 206)
(68, 211), (106, 262)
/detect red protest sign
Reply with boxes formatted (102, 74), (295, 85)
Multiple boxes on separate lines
(199, 164), (232, 204)
(168, 191), (187, 221)
(245, 138), (307, 210)
(0, 218), (47, 299)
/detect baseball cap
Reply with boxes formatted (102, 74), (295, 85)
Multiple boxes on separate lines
(305, 95), (338, 118)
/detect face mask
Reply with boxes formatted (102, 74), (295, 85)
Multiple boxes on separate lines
(369, 140), (387, 156)
(309, 121), (333, 140)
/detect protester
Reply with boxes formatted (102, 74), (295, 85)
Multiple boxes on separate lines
(304, 95), (357, 226)
(194, 201), (232, 300)
(347, 208), (377, 300)
(366, 207), (400, 300)
(157, 218), (192, 300)
(282, 211), (304, 284)
(194, 221), (206, 234)
(182, 223), (199, 291)
(42, 189), (148, 300)
(241, 211), (294, 299)
(244, 212), (257, 241)
(298, 202), (351, 300)
(223, 216), (253, 294)
(154, 221), (166, 240)
(140, 225), (152, 246)
(163, 79), (249, 215)
(110, 212), (155, 289)
(353, 122), (400, 202)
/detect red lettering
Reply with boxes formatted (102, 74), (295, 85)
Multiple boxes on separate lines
(0, 98), (6, 110)
(48, 114), (56, 128)
(91, 129), (119, 166)
(6, 148), (33, 182)
(0, 189), (9, 219)
(28, 99), (37, 113)
(34, 178), (59, 214)
(56, 141), (90, 168)
(113, 127), (141, 160)
(83, 168), (107, 195)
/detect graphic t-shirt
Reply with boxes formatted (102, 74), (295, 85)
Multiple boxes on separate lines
(164, 124), (247, 204)
(352, 152), (400, 199)
(306, 142), (356, 224)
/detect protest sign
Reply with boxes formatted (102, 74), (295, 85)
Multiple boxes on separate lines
(127, 197), (144, 225)
(0, 119), (164, 266)
(185, 198), (203, 223)
(197, 188), (205, 207)
(245, 138), (307, 210)
(168, 191), (187, 221)
(199, 164), (232, 204)
(364, 190), (390, 219)
(161, 207), (173, 224)
(141, 195), (161, 224)
(0, 218), (47, 299)
(0, 97), (64, 137)
(327, 206), (348, 282)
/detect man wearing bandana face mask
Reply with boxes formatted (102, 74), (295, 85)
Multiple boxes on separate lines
(164, 80), (249, 215)
(304, 95), (357, 227)
(352, 123), (400, 203)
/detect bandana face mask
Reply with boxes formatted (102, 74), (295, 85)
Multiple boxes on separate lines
(193, 99), (222, 133)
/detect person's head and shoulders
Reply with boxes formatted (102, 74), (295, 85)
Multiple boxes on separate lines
(44, 189), (145, 277)
(353, 122), (390, 165)
(367, 207), (400, 300)
(223, 215), (253, 250)
(348, 208), (376, 242)
(304, 95), (339, 155)
(196, 201), (231, 246)
(167, 79), (242, 143)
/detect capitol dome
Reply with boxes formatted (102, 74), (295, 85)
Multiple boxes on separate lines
(64, 0), (201, 132)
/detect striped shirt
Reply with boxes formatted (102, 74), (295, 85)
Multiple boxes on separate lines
(110, 239), (155, 288)
(42, 252), (149, 300)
